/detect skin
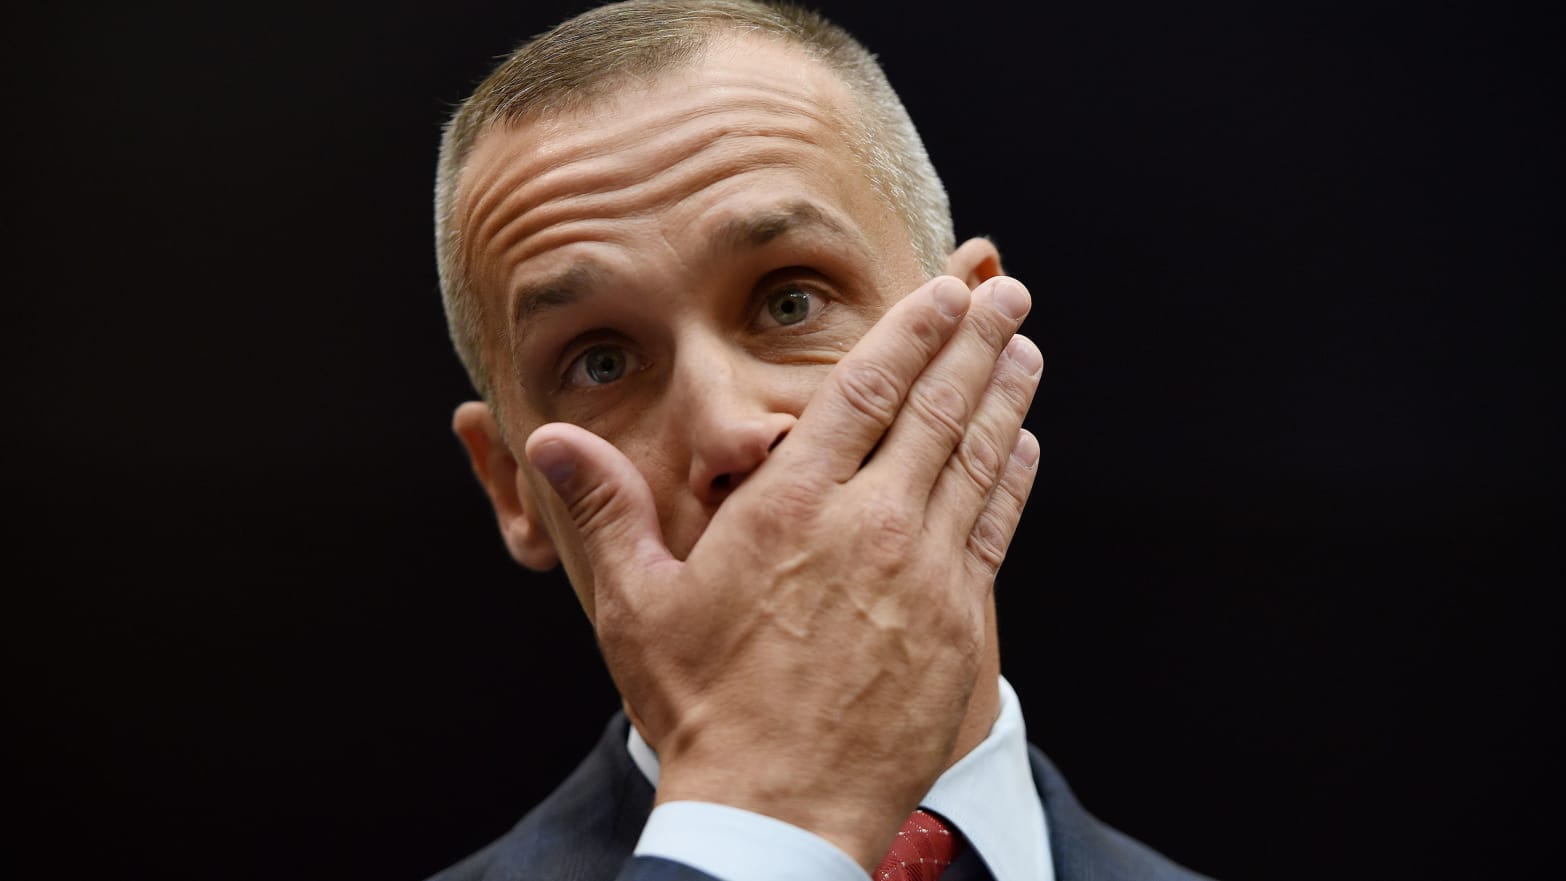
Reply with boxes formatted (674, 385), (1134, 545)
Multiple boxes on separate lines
(451, 35), (1042, 869)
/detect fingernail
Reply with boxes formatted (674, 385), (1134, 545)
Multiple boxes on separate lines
(1014, 431), (1041, 467)
(989, 278), (1030, 320)
(1005, 336), (1044, 375)
(529, 440), (576, 491)
(931, 277), (970, 318)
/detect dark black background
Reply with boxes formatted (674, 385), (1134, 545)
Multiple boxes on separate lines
(6, 1), (1560, 879)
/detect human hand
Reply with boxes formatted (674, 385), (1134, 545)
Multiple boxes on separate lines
(524, 275), (1042, 868)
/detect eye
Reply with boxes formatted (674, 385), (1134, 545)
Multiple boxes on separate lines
(564, 344), (641, 388)
(762, 284), (814, 327)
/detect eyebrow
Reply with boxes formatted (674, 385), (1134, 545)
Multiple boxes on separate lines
(511, 260), (607, 330)
(709, 200), (853, 257)
(509, 200), (856, 333)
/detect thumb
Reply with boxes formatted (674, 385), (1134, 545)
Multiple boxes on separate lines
(524, 422), (674, 588)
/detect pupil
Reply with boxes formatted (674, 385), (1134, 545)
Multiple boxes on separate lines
(586, 349), (625, 383)
(770, 289), (810, 325)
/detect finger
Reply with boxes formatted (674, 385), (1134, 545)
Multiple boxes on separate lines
(785, 275), (972, 483)
(927, 332), (1043, 538)
(865, 276), (1032, 497)
(963, 428), (1041, 583)
(525, 422), (675, 606)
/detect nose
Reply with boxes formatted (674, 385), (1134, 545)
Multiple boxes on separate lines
(675, 343), (797, 509)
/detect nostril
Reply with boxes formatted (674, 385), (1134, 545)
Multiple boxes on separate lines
(711, 473), (732, 491)
(768, 428), (789, 452)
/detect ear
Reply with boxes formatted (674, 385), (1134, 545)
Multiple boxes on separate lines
(452, 401), (560, 571)
(945, 237), (1004, 288)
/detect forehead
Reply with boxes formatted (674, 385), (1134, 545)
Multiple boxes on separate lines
(454, 35), (907, 308)
(459, 35), (860, 207)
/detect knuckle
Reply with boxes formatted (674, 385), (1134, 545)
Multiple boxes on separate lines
(992, 361), (1039, 412)
(955, 430), (1006, 495)
(899, 305), (948, 355)
(834, 359), (903, 427)
(973, 299), (1021, 344)
(906, 374), (970, 447)
(858, 494), (918, 565)
(752, 477), (824, 522)
(995, 450), (1039, 509)
(966, 512), (1011, 573)
(566, 480), (618, 535)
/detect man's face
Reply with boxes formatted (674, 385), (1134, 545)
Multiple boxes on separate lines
(455, 37), (932, 611)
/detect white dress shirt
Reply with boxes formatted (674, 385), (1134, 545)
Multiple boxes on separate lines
(629, 676), (1055, 881)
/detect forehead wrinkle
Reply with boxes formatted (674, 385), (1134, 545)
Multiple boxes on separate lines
(481, 128), (840, 291)
(491, 137), (820, 273)
(473, 97), (836, 236)
(473, 86), (830, 210)
(463, 85), (851, 286)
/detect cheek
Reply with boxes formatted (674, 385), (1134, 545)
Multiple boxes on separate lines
(772, 360), (835, 414)
(577, 410), (691, 523)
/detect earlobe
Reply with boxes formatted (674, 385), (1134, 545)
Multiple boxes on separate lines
(452, 401), (560, 571)
(945, 237), (1004, 288)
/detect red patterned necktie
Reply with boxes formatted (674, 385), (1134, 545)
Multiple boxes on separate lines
(873, 809), (963, 881)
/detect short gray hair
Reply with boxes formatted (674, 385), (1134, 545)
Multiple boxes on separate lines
(435, 0), (954, 402)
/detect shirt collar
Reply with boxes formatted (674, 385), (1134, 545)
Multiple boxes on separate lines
(626, 675), (1054, 881)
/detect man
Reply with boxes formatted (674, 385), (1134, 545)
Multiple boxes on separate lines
(430, 2), (1211, 879)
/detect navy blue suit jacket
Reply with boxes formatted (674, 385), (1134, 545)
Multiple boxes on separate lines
(429, 713), (1212, 881)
